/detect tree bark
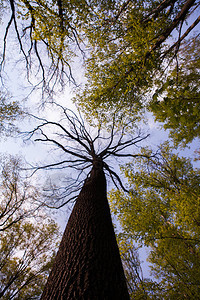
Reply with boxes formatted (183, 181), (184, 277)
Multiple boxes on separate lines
(41, 164), (130, 299)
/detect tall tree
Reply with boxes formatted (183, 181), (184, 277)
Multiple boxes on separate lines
(41, 158), (130, 299)
(110, 142), (200, 298)
(25, 103), (149, 298)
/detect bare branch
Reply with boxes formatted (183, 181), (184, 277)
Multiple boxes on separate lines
(161, 15), (200, 59)
(104, 162), (129, 193)
(143, 0), (177, 23)
(147, 0), (197, 56)
(26, 104), (150, 205)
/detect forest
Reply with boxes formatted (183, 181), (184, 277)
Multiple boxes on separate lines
(0, 0), (199, 299)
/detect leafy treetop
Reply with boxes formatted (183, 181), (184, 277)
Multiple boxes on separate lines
(110, 142), (200, 298)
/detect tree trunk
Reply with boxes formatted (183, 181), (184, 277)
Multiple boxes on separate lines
(41, 164), (129, 299)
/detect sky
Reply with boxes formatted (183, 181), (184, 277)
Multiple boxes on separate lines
(0, 2), (200, 284)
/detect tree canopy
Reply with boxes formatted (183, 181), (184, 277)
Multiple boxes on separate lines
(0, 219), (59, 300)
(0, 92), (22, 136)
(0, 217), (60, 299)
(150, 36), (200, 146)
(0, 0), (116, 93)
(0, 0), (199, 143)
(110, 143), (200, 298)
(0, 155), (43, 232)
(76, 0), (200, 117)
(1, 0), (199, 98)
(24, 102), (149, 208)
(0, 155), (61, 299)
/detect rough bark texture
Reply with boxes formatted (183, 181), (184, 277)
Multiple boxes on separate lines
(41, 164), (130, 299)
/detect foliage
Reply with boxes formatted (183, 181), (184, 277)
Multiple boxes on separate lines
(150, 36), (200, 146)
(0, 155), (43, 232)
(0, 155), (61, 299)
(0, 1), (199, 297)
(1, 1), (199, 99)
(0, 92), (22, 136)
(24, 102), (149, 207)
(110, 142), (200, 298)
(118, 236), (159, 299)
(76, 0), (199, 118)
(0, 0), (116, 92)
(0, 217), (60, 299)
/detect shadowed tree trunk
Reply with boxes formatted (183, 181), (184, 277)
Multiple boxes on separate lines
(41, 159), (130, 299)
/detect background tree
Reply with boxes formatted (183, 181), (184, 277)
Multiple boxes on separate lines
(0, 155), (61, 299)
(110, 142), (200, 298)
(150, 36), (200, 146)
(0, 92), (22, 137)
(117, 236), (159, 299)
(0, 155), (43, 232)
(0, 217), (60, 299)
(0, 0), (115, 94)
(1, 0), (199, 98)
(1, 0), (79, 92)
(76, 0), (200, 118)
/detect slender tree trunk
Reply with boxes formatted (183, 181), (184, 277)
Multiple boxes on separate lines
(41, 163), (129, 299)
